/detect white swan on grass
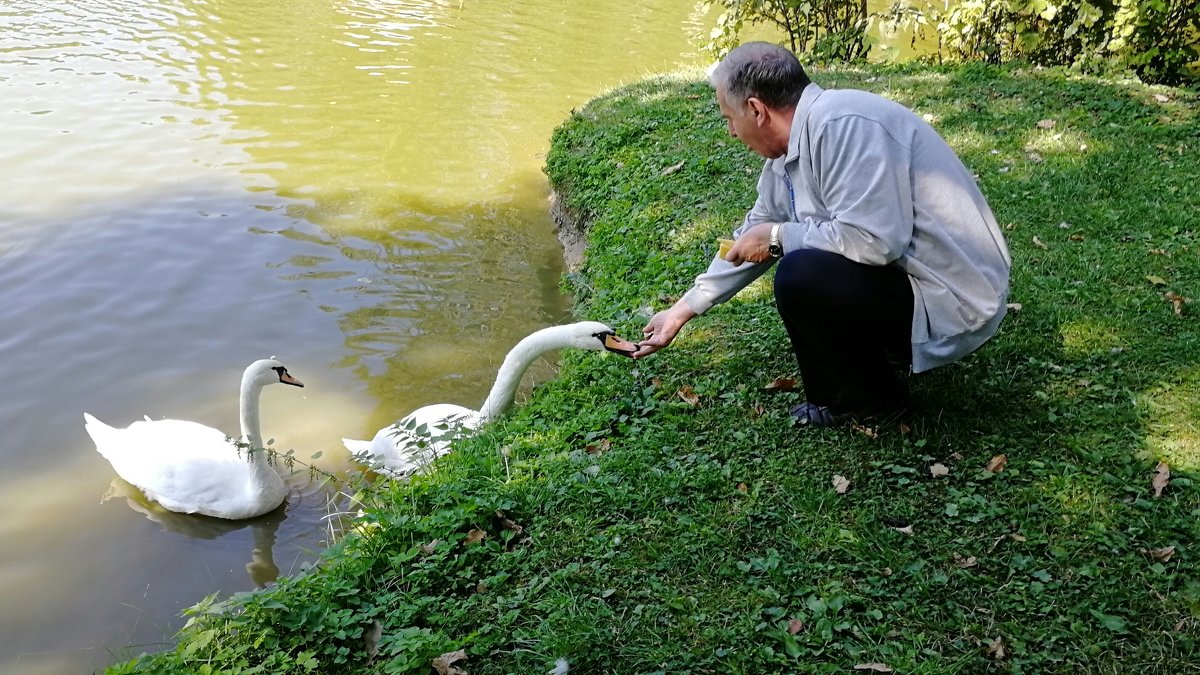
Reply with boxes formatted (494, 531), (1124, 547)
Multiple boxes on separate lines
(84, 358), (304, 520)
(343, 321), (636, 478)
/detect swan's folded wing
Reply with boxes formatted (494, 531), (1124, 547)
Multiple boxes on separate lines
(127, 454), (258, 516)
(126, 419), (240, 455)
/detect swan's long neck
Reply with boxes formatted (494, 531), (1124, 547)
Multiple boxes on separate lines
(238, 373), (268, 459)
(477, 325), (579, 423)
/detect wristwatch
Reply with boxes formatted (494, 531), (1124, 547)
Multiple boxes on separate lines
(767, 223), (784, 258)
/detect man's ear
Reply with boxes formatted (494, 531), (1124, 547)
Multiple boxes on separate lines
(746, 97), (770, 126)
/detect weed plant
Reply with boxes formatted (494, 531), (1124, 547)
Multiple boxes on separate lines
(110, 63), (1200, 674)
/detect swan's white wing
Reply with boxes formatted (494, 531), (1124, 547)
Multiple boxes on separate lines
(122, 453), (260, 516)
(85, 414), (271, 518)
(127, 418), (232, 450)
(350, 404), (479, 476)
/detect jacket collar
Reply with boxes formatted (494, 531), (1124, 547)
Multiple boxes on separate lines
(770, 83), (825, 175)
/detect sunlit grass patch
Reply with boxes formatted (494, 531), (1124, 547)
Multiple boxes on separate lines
(1058, 318), (1129, 358)
(1021, 127), (1093, 157)
(1139, 368), (1200, 470)
(1040, 471), (1119, 522)
(668, 211), (733, 252)
(940, 127), (1001, 156)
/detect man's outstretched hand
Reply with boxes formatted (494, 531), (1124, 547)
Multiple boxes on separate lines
(633, 302), (697, 358)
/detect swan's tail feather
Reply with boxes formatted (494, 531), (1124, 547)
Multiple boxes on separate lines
(83, 413), (120, 461)
(83, 412), (113, 438)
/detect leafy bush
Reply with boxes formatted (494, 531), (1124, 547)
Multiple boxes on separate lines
(880, 0), (1199, 84)
(709, 0), (873, 62)
(714, 0), (1198, 84)
(1105, 0), (1200, 84)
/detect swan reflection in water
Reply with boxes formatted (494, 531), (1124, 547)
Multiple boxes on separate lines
(102, 477), (285, 587)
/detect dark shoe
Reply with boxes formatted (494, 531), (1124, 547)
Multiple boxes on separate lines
(789, 402), (848, 427)
(789, 397), (911, 427)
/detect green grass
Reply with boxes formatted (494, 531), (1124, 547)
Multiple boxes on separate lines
(110, 63), (1200, 674)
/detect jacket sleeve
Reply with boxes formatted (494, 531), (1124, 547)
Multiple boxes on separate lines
(680, 169), (778, 315)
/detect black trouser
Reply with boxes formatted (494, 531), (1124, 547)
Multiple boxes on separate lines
(773, 248), (914, 413)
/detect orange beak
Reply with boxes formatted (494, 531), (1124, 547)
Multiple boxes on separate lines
(603, 333), (638, 357)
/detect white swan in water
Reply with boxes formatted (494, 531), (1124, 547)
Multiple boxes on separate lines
(84, 358), (304, 520)
(343, 321), (635, 478)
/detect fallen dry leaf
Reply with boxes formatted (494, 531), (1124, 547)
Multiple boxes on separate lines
(661, 160), (685, 176)
(899, 422), (912, 434)
(1164, 291), (1188, 316)
(881, 567), (893, 576)
(930, 462), (950, 478)
(1152, 461), (1170, 497)
(1037, 119), (1056, 129)
(464, 529), (488, 546)
(432, 649), (468, 675)
(788, 618), (804, 634)
(420, 539), (441, 555)
(585, 438), (612, 454)
(494, 510), (524, 536)
(1010, 533), (1028, 542)
(737, 482), (748, 493)
(986, 454), (1008, 473)
(1006, 302), (1023, 312)
(752, 402), (766, 416)
(764, 377), (797, 391)
(1032, 236), (1048, 250)
(987, 636), (1008, 659)
(1145, 546), (1176, 562)
(954, 553), (978, 568)
(832, 474), (851, 494)
(1146, 275), (1167, 286)
(893, 524), (914, 536)
(1154, 93), (1171, 103)
(852, 422), (879, 438)
(854, 664), (893, 673)
(676, 385), (700, 406)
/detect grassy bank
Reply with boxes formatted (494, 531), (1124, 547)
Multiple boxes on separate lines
(112, 63), (1199, 674)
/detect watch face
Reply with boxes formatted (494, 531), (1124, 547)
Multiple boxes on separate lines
(768, 244), (784, 257)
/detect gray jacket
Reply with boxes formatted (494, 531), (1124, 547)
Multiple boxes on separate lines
(681, 83), (1012, 373)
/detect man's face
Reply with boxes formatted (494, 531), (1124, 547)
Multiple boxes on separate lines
(716, 84), (774, 158)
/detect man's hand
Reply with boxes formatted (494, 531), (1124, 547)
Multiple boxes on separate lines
(633, 302), (697, 358)
(724, 222), (777, 266)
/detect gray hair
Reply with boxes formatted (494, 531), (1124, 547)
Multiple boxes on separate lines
(709, 42), (810, 110)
